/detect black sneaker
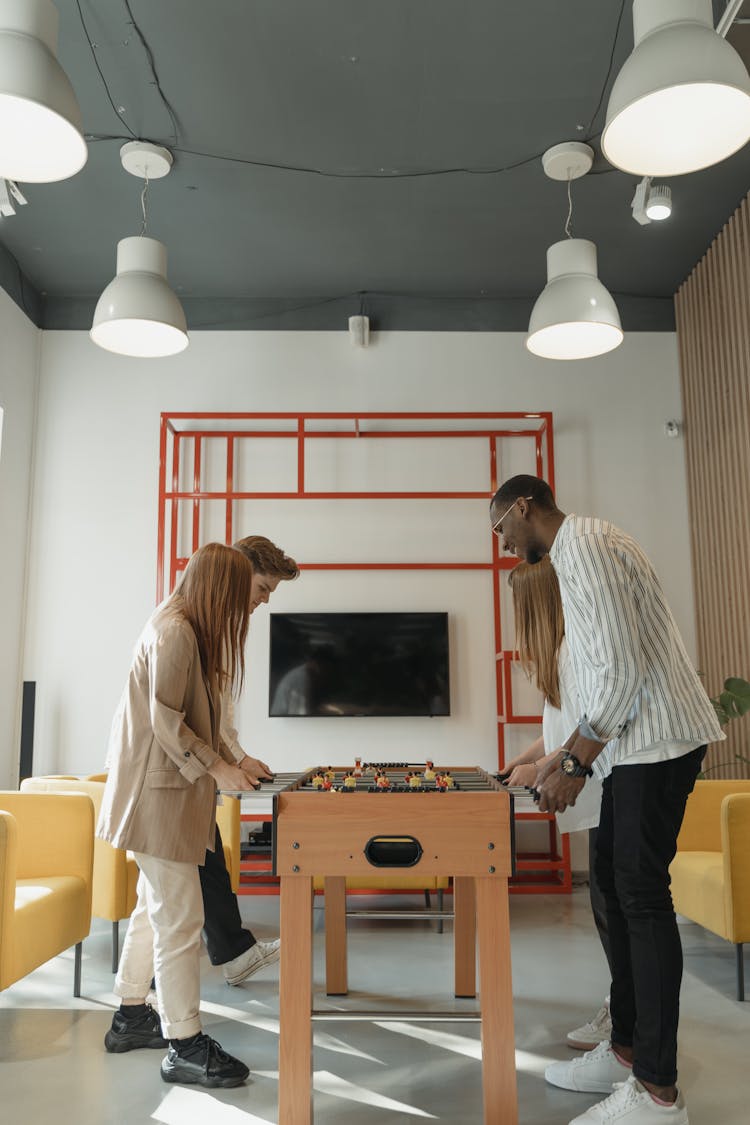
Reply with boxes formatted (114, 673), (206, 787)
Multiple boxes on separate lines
(160, 1033), (249, 1088)
(104, 1005), (167, 1053)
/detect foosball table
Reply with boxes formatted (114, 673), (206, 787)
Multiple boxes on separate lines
(242, 763), (518, 1125)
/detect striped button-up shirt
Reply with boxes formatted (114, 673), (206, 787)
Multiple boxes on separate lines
(549, 515), (724, 769)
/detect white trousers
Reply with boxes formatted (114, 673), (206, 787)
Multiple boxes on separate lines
(114, 853), (204, 1040)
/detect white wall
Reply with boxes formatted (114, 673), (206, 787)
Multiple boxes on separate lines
(18, 329), (694, 802)
(0, 291), (40, 787)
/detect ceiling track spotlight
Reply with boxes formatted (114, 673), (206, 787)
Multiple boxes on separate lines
(602, 0), (750, 176)
(0, 177), (27, 217)
(631, 177), (673, 225)
(0, 0), (87, 182)
(91, 142), (188, 358)
(526, 142), (623, 362)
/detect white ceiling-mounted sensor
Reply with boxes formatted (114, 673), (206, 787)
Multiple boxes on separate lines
(120, 141), (173, 179)
(349, 314), (370, 347)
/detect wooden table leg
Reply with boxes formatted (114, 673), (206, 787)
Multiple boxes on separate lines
(476, 876), (517, 1125)
(324, 876), (348, 995)
(454, 875), (476, 998)
(279, 876), (313, 1125)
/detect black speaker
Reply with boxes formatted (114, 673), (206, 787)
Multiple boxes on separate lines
(19, 680), (36, 782)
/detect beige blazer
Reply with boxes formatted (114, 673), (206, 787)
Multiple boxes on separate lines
(97, 602), (235, 864)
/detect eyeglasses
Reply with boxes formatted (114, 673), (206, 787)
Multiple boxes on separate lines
(491, 496), (533, 536)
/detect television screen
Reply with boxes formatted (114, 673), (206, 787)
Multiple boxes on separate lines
(269, 612), (450, 717)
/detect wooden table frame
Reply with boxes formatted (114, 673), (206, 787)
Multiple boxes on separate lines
(275, 778), (517, 1124)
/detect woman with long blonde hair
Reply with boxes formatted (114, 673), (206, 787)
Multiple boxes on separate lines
(98, 543), (257, 1088)
(504, 557), (612, 1053)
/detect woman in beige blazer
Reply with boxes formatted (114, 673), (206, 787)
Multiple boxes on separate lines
(98, 542), (256, 1088)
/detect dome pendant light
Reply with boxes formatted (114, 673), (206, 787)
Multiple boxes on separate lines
(602, 0), (750, 176)
(91, 143), (188, 358)
(0, 0), (87, 182)
(526, 142), (623, 361)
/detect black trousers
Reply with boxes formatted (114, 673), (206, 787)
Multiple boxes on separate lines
(593, 746), (705, 1088)
(588, 826), (613, 979)
(199, 825), (255, 966)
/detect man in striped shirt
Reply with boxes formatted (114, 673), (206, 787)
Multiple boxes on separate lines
(490, 475), (723, 1125)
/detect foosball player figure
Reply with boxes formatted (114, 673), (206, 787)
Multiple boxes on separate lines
(443, 770), (455, 788)
(325, 766), (335, 782)
(343, 771), (357, 790)
(322, 776), (334, 790)
(409, 772), (422, 788)
(312, 770), (325, 789)
(353, 757), (363, 777)
(435, 773), (448, 791)
(423, 760), (435, 781)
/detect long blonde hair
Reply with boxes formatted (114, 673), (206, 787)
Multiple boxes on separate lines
(170, 543), (254, 702)
(510, 557), (564, 709)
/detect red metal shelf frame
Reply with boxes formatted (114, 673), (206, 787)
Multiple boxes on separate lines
(156, 411), (569, 893)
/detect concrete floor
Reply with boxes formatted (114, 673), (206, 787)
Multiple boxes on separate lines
(0, 890), (747, 1124)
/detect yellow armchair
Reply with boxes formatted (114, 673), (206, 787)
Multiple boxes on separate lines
(670, 780), (750, 1000)
(20, 777), (138, 972)
(0, 791), (93, 997)
(216, 794), (241, 894)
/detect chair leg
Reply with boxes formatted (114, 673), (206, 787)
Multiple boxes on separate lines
(73, 941), (82, 998)
(437, 888), (444, 935)
(737, 944), (745, 1002)
(112, 920), (119, 974)
(424, 890), (431, 909)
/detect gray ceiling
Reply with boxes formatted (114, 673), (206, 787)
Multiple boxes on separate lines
(2, 0), (750, 332)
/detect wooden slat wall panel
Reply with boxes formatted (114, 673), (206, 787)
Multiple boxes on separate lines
(675, 192), (750, 779)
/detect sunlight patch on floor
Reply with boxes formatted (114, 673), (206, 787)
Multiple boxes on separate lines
(151, 1086), (274, 1125)
(253, 1070), (438, 1117)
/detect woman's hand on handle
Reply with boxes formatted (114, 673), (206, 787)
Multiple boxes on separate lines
(208, 758), (258, 791)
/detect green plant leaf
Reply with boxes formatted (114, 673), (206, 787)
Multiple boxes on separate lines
(710, 676), (750, 726)
(725, 677), (750, 715)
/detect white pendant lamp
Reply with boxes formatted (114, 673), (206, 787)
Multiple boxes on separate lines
(526, 142), (623, 361)
(0, 0), (87, 182)
(602, 0), (750, 176)
(91, 237), (188, 358)
(527, 240), (623, 360)
(91, 142), (188, 358)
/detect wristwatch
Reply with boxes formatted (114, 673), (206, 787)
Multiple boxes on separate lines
(560, 752), (594, 779)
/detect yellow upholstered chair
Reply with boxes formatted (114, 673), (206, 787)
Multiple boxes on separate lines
(670, 780), (750, 1000)
(216, 794), (241, 894)
(20, 777), (138, 972)
(0, 791), (93, 996)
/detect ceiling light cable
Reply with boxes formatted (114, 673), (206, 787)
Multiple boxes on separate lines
(565, 175), (574, 238)
(139, 172), (149, 235)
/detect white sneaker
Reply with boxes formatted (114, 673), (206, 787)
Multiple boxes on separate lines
(223, 939), (281, 986)
(569, 1075), (688, 1124)
(567, 997), (613, 1049)
(546, 1040), (631, 1093)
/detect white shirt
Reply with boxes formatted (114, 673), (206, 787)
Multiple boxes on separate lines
(543, 638), (603, 833)
(549, 515), (724, 770)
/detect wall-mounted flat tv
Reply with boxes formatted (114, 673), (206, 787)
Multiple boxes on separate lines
(269, 612), (450, 717)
